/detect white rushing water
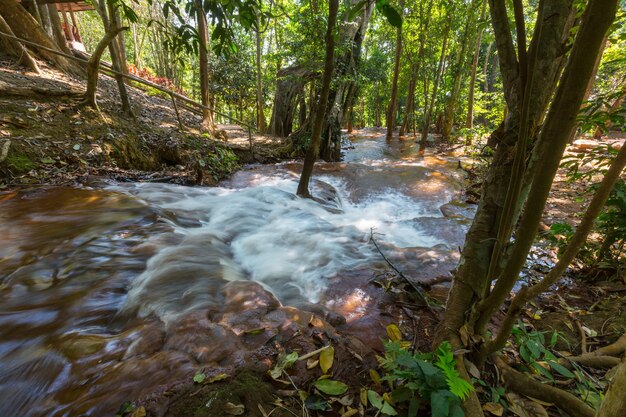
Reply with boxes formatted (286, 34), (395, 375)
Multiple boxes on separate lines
(111, 170), (448, 321)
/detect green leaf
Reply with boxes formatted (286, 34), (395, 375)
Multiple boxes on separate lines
(547, 360), (576, 378)
(391, 386), (412, 403)
(368, 390), (383, 409)
(305, 394), (331, 410)
(193, 372), (206, 383)
(380, 401), (398, 416)
(269, 351), (299, 380)
(314, 379), (348, 396)
(408, 397), (419, 417)
(382, 5), (402, 28)
(431, 390), (452, 417)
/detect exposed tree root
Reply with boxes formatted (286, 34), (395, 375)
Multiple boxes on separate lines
(589, 334), (626, 357)
(597, 361), (626, 417)
(562, 355), (621, 369)
(494, 356), (595, 417)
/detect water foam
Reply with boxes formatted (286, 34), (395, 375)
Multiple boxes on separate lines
(113, 170), (446, 320)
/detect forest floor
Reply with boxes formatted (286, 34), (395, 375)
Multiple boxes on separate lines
(0, 55), (294, 190)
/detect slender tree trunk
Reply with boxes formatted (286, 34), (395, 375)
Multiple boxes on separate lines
(400, 73), (416, 137)
(441, 0), (480, 141)
(107, 4), (132, 116)
(482, 41), (492, 92)
(37, 1), (53, 39)
(85, 25), (126, 111)
(195, 0), (215, 131)
(255, 20), (266, 133)
(419, 24), (449, 154)
(385, 6), (403, 141)
(297, 0), (338, 198)
(466, 0), (487, 130)
(47, 4), (70, 54)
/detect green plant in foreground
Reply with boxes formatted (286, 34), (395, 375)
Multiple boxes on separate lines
(373, 339), (473, 417)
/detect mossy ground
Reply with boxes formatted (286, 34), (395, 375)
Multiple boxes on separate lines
(0, 60), (289, 189)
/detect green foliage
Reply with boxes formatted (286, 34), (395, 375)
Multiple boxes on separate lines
(511, 323), (605, 409)
(374, 340), (471, 417)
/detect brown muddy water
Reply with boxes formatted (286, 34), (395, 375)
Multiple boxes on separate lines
(0, 129), (473, 416)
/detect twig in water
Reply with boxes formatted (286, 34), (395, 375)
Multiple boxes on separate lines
(369, 228), (435, 310)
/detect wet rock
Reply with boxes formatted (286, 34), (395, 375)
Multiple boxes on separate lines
(164, 311), (241, 364)
(123, 326), (165, 359)
(440, 200), (477, 219)
(58, 334), (107, 360)
(293, 301), (347, 326)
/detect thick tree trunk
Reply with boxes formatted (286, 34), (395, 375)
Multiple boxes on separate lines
(0, 15), (40, 73)
(385, 8), (403, 141)
(0, 0), (81, 75)
(269, 66), (315, 137)
(296, 0), (338, 197)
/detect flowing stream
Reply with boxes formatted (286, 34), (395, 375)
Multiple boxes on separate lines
(0, 129), (473, 416)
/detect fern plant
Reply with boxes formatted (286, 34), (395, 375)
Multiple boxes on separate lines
(373, 340), (473, 417)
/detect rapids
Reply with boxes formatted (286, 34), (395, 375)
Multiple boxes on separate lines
(0, 129), (473, 416)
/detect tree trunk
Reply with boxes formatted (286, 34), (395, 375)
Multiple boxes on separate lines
(255, 20), (266, 133)
(47, 4), (70, 54)
(37, 1), (53, 39)
(319, 0), (374, 161)
(465, 0), (487, 130)
(85, 25), (126, 111)
(440, 2), (476, 141)
(269, 66), (316, 137)
(438, 0), (618, 414)
(419, 23), (449, 154)
(95, 1), (133, 117)
(296, 0), (338, 198)
(400, 72), (416, 137)
(482, 41), (492, 93)
(0, 15), (40, 73)
(597, 362), (626, 417)
(22, 0), (42, 26)
(0, 0), (81, 75)
(195, 0), (215, 132)
(385, 4), (403, 141)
